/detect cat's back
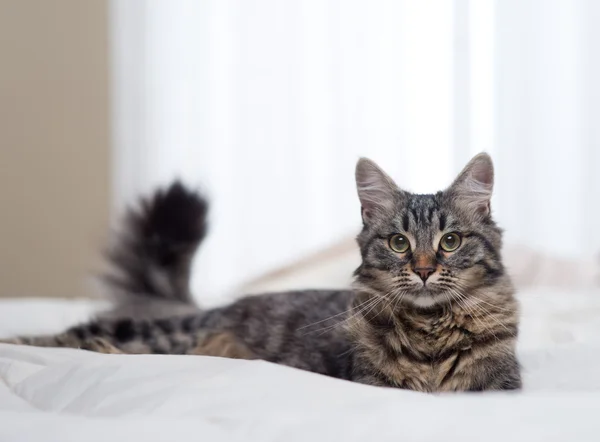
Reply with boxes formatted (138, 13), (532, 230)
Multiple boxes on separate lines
(202, 289), (356, 378)
(228, 288), (353, 322)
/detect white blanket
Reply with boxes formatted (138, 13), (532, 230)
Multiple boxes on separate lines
(1, 288), (600, 441)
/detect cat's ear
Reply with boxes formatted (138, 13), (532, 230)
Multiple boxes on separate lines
(356, 158), (400, 222)
(448, 152), (494, 217)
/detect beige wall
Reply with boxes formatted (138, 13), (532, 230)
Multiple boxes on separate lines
(0, 1), (109, 297)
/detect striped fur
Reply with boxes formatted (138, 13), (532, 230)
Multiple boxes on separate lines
(350, 153), (521, 390)
(2, 154), (521, 392)
(5, 290), (355, 379)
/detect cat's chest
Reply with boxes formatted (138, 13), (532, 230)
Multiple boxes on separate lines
(400, 311), (473, 353)
(355, 309), (475, 391)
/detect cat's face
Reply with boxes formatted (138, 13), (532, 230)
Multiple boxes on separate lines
(354, 154), (504, 309)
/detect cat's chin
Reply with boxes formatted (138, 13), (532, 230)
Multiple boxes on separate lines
(404, 290), (450, 309)
(407, 295), (440, 308)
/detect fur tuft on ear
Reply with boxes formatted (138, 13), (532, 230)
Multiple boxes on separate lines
(448, 153), (494, 217)
(355, 158), (400, 222)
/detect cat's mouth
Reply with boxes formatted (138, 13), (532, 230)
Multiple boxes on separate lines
(403, 276), (444, 292)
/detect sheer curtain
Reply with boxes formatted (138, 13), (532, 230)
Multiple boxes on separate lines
(110, 0), (600, 299)
(494, 0), (600, 260)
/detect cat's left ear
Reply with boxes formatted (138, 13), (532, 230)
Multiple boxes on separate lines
(448, 153), (494, 217)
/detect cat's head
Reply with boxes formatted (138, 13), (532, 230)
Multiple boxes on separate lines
(354, 153), (505, 309)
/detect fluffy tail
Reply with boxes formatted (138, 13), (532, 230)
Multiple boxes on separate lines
(102, 181), (208, 316)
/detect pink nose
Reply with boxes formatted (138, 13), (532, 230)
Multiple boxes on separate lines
(413, 266), (435, 282)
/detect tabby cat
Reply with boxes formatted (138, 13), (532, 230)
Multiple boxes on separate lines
(1, 153), (521, 392)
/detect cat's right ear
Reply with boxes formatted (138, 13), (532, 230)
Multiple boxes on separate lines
(355, 158), (400, 223)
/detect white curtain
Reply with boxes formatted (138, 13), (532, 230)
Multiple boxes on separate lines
(110, 0), (600, 299)
(494, 0), (600, 260)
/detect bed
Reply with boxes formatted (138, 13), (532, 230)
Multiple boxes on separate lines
(1, 284), (600, 441)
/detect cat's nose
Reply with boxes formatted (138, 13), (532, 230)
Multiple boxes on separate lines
(413, 266), (436, 282)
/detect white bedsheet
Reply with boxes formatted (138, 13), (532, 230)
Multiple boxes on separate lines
(1, 288), (600, 441)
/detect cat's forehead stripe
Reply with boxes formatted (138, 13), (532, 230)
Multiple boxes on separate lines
(439, 212), (447, 231)
(402, 213), (410, 231)
(401, 195), (444, 231)
(427, 206), (435, 224)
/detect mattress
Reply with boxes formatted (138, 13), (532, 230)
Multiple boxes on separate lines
(1, 288), (600, 441)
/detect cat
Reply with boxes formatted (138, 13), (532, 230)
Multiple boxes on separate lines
(0, 153), (521, 392)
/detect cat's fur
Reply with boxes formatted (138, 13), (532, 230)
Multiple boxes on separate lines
(1, 154), (521, 392)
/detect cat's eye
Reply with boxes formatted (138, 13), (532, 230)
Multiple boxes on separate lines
(389, 234), (410, 253)
(440, 232), (462, 252)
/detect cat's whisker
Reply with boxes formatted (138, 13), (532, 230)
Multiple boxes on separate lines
(367, 288), (405, 323)
(444, 284), (488, 315)
(454, 286), (515, 314)
(302, 301), (378, 336)
(303, 295), (385, 336)
(319, 296), (388, 336)
(354, 294), (389, 323)
(297, 297), (377, 331)
(446, 288), (498, 340)
(391, 289), (408, 312)
(450, 286), (515, 336)
(443, 290), (499, 355)
(452, 287), (515, 340)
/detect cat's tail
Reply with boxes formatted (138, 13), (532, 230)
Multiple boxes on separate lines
(101, 181), (208, 316)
